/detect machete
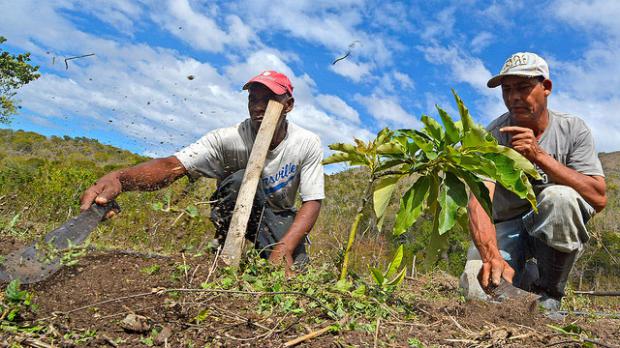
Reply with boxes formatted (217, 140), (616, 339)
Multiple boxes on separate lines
(0, 201), (119, 284)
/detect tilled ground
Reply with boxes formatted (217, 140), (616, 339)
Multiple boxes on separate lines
(0, 243), (619, 347)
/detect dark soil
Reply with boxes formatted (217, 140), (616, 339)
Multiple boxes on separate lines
(1, 237), (618, 347)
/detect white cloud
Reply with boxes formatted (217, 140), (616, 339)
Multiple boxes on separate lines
(548, 0), (620, 152)
(315, 95), (360, 124)
(354, 94), (421, 129)
(477, 2), (524, 27)
(70, 0), (145, 36)
(420, 6), (457, 40)
(150, 0), (257, 53)
(554, 0), (620, 37)
(470, 32), (494, 53)
(393, 71), (414, 90)
(329, 59), (373, 83)
(0, 0), (376, 157)
(419, 45), (493, 95)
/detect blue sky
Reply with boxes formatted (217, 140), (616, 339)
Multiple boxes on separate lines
(1, 0), (620, 162)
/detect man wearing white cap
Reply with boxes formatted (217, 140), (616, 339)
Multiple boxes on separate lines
(80, 71), (325, 273)
(461, 52), (607, 310)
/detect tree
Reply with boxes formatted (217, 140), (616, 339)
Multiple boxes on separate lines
(324, 90), (541, 282)
(0, 36), (40, 124)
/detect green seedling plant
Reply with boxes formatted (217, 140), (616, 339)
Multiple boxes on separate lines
(60, 239), (89, 266)
(151, 190), (200, 226)
(0, 280), (35, 322)
(369, 244), (407, 291)
(324, 90), (541, 281)
(323, 127), (400, 281)
(141, 264), (161, 275)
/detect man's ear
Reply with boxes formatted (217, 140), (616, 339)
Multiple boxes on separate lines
(284, 97), (294, 113)
(543, 79), (552, 97)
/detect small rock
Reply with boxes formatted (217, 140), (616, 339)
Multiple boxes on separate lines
(120, 313), (151, 333)
(155, 326), (173, 345)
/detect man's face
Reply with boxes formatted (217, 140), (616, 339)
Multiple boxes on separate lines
(247, 83), (292, 131)
(501, 75), (551, 125)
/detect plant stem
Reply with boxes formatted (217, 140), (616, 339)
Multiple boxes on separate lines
(339, 176), (374, 281)
(339, 211), (363, 281)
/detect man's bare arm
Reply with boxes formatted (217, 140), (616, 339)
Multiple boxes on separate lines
(501, 126), (607, 211)
(80, 156), (187, 211)
(532, 154), (606, 211)
(468, 181), (515, 288)
(269, 200), (321, 272)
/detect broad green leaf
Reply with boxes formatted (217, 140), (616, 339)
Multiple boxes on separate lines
(436, 105), (460, 144)
(459, 154), (497, 178)
(394, 176), (431, 236)
(376, 142), (402, 155)
(322, 152), (366, 166)
(452, 89), (475, 133)
(424, 203), (449, 267)
(375, 158), (406, 173)
(386, 268), (407, 287)
(452, 167), (492, 218)
(375, 127), (392, 145)
(354, 138), (368, 153)
(438, 172), (468, 235)
(369, 266), (385, 286)
(462, 124), (495, 149)
(410, 133), (438, 160)
(484, 153), (537, 210)
(395, 130), (421, 157)
(328, 142), (358, 154)
(492, 146), (541, 179)
(455, 206), (470, 233)
(373, 175), (400, 231)
(385, 244), (404, 279)
(421, 115), (444, 142)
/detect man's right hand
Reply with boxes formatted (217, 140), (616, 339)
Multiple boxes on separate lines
(478, 255), (515, 289)
(80, 172), (122, 218)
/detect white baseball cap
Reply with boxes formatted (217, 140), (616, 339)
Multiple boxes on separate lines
(487, 52), (550, 88)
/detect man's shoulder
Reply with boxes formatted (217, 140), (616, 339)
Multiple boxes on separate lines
(486, 112), (511, 133)
(204, 119), (248, 140)
(288, 122), (321, 143)
(549, 110), (588, 126)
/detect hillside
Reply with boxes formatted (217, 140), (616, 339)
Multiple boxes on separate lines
(0, 129), (618, 347)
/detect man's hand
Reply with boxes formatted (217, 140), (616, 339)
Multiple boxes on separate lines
(478, 255), (515, 289)
(80, 172), (122, 218)
(500, 126), (545, 162)
(268, 243), (294, 277)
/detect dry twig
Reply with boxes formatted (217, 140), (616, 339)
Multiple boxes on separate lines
(284, 324), (333, 347)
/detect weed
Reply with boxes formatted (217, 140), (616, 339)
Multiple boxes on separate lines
(141, 264), (161, 275)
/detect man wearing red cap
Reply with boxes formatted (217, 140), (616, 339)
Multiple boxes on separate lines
(80, 71), (325, 272)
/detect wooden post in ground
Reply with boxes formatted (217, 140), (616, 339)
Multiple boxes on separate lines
(220, 99), (284, 267)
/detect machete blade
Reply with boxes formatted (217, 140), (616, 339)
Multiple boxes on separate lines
(0, 201), (119, 284)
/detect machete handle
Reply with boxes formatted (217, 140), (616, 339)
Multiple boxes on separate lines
(90, 200), (121, 220)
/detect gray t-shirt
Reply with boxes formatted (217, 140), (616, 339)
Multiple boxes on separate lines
(487, 110), (604, 222)
(175, 119), (325, 212)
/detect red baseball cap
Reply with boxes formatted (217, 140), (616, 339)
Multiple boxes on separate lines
(243, 70), (294, 96)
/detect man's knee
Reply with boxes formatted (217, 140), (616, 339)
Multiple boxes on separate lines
(537, 185), (581, 211)
(525, 185), (593, 252)
(219, 169), (246, 192)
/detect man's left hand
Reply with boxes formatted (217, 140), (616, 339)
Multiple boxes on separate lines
(268, 244), (294, 277)
(500, 126), (545, 162)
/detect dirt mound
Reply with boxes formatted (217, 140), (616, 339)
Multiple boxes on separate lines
(1, 249), (618, 347)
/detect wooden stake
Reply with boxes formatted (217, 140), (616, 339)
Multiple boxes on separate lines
(220, 99), (284, 267)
